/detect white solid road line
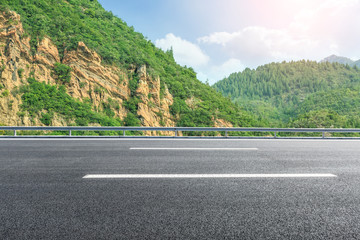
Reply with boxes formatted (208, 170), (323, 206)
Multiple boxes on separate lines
(130, 148), (259, 151)
(83, 173), (337, 179)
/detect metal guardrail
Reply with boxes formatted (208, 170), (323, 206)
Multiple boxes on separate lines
(1, 126), (360, 138)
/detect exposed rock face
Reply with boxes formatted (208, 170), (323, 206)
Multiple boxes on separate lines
(0, 10), (225, 134)
(0, 10), (176, 132)
(0, 10), (32, 126)
(63, 41), (130, 120)
(136, 65), (175, 135)
(34, 38), (60, 67)
(214, 118), (233, 128)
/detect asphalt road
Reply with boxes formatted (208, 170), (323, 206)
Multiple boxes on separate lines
(1, 139), (360, 239)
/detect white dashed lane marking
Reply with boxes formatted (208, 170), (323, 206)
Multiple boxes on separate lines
(130, 148), (259, 151)
(83, 174), (337, 179)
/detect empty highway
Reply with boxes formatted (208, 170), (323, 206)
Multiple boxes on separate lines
(1, 139), (360, 239)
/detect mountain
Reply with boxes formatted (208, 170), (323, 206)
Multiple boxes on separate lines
(355, 60), (360, 67)
(321, 55), (360, 67)
(0, 0), (259, 133)
(213, 60), (360, 128)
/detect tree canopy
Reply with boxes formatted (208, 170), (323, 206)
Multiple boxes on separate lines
(213, 60), (360, 128)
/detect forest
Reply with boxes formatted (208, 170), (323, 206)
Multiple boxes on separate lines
(213, 60), (360, 128)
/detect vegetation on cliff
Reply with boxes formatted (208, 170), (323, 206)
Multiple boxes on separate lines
(1, 0), (258, 128)
(213, 60), (360, 128)
(20, 77), (121, 126)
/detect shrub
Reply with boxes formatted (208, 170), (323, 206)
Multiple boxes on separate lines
(123, 112), (141, 126)
(79, 82), (86, 88)
(17, 68), (24, 78)
(40, 112), (53, 126)
(2, 89), (9, 97)
(53, 63), (72, 84)
(20, 78), (122, 127)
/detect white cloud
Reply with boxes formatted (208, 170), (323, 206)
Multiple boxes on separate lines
(155, 33), (209, 68)
(213, 58), (245, 79)
(198, 32), (239, 46)
(155, 34), (245, 84)
(198, 26), (322, 67)
(321, 0), (359, 9)
(197, 58), (245, 85)
(196, 0), (360, 69)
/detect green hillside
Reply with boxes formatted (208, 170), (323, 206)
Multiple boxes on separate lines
(0, 0), (258, 128)
(213, 60), (360, 128)
(291, 88), (360, 128)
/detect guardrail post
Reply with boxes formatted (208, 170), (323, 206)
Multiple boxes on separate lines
(14, 130), (16, 136)
(69, 130), (72, 137)
(123, 130), (125, 137)
(175, 129), (178, 137)
(322, 132), (325, 139)
(225, 131), (228, 138)
(274, 132), (277, 138)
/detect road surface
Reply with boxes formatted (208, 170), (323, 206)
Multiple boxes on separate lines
(1, 139), (360, 239)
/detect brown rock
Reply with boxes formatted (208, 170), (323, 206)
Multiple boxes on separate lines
(0, 10), (175, 135)
(34, 38), (60, 67)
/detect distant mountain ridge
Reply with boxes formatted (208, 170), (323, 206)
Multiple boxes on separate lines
(321, 55), (360, 67)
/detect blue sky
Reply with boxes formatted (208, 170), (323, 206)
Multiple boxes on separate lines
(98, 0), (360, 84)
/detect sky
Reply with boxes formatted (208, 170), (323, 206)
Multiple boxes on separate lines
(98, 0), (360, 84)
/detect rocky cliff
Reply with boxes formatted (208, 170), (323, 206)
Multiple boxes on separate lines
(0, 10), (176, 130)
